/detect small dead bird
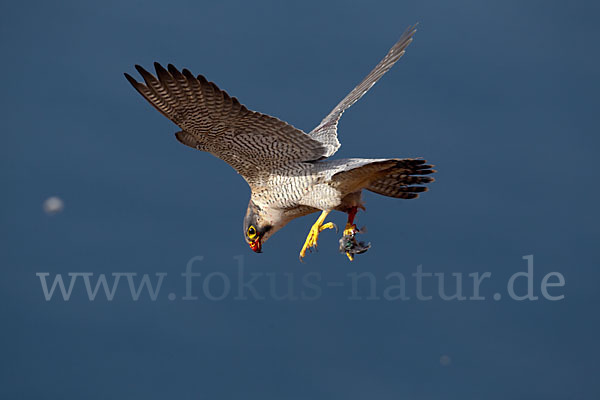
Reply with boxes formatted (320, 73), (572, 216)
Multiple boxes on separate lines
(339, 224), (371, 261)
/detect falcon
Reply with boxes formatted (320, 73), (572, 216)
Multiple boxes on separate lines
(125, 25), (435, 261)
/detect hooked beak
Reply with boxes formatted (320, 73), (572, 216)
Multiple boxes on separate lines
(249, 237), (262, 253)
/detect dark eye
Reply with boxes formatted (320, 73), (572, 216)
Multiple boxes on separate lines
(247, 226), (257, 239)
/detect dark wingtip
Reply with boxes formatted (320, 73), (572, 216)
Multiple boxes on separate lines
(154, 62), (168, 74)
(167, 63), (178, 73)
(134, 64), (146, 74)
(124, 72), (138, 86)
(182, 68), (194, 79)
(167, 64), (185, 80)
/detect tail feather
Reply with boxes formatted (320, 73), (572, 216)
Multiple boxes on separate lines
(366, 159), (435, 199)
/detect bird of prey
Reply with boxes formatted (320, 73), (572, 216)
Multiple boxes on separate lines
(125, 24), (434, 261)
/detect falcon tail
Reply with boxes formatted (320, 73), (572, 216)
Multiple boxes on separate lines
(366, 159), (435, 199)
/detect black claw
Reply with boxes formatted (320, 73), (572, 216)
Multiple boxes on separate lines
(332, 223), (339, 234)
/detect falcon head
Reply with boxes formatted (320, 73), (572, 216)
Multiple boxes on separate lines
(243, 200), (276, 253)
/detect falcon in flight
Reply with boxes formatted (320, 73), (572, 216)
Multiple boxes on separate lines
(125, 25), (434, 261)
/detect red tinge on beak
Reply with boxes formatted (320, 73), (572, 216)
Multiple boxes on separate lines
(249, 239), (262, 253)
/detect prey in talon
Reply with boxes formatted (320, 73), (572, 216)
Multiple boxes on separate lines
(124, 24), (435, 261)
(339, 223), (371, 261)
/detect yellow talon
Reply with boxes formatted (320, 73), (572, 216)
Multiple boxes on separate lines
(346, 252), (354, 261)
(320, 222), (336, 232)
(299, 210), (335, 261)
(343, 222), (356, 236)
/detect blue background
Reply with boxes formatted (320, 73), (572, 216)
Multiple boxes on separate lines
(1, 0), (599, 398)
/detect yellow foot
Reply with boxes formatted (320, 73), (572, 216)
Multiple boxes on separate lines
(343, 223), (357, 236)
(346, 252), (354, 261)
(299, 211), (335, 261)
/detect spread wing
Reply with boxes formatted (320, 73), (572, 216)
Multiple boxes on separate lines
(309, 24), (418, 158)
(125, 63), (326, 183)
